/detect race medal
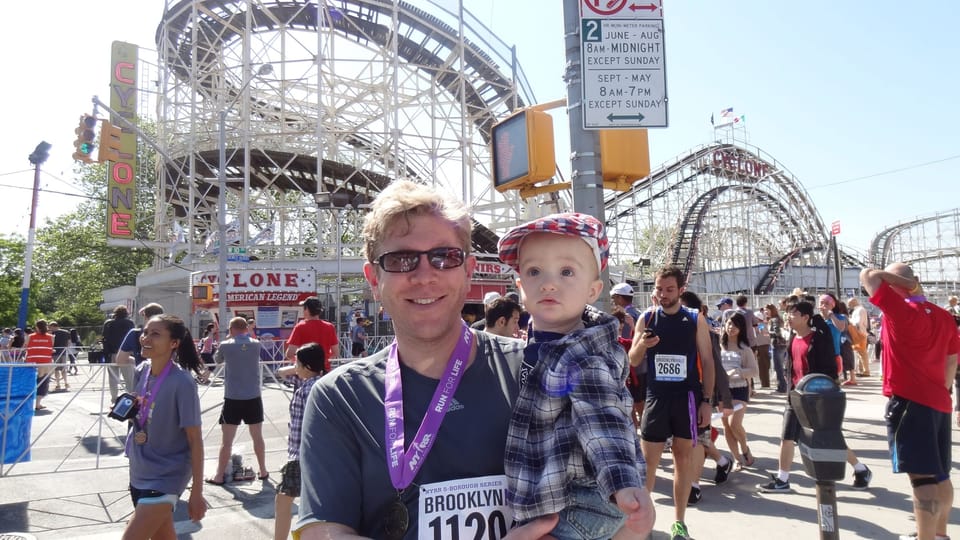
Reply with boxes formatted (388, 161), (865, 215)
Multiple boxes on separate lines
(383, 498), (409, 540)
(134, 430), (147, 445)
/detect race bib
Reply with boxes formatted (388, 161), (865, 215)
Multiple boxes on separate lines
(653, 354), (687, 382)
(419, 474), (515, 540)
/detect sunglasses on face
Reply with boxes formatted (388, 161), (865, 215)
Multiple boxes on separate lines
(376, 247), (466, 273)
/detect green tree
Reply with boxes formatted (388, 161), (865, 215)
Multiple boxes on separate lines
(0, 235), (43, 327)
(31, 121), (158, 327)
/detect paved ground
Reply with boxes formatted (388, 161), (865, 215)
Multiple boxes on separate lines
(0, 359), (957, 539)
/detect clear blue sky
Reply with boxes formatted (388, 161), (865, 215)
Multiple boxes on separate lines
(2, 0), (957, 254)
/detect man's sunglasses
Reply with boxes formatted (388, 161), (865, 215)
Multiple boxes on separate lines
(376, 247), (466, 273)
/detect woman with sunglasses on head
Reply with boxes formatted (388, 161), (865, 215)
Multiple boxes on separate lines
(719, 312), (758, 469)
(123, 314), (206, 539)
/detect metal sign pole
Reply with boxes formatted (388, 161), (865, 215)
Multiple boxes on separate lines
(563, 0), (611, 311)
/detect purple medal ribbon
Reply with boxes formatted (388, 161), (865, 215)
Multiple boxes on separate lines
(384, 323), (473, 490)
(136, 359), (174, 429)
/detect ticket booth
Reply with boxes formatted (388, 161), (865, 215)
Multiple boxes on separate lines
(190, 269), (318, 360)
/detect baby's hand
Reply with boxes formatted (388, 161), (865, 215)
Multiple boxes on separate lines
(614, 487), (655, 536)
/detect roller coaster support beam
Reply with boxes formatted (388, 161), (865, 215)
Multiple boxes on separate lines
(562, 0), (611, 311)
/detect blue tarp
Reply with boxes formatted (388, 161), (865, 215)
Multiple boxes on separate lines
(1, 364), (37, 463)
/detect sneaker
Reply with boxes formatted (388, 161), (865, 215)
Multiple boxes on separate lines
(670, 520), (690, 540)
(898, 534), (950, 540)
(715, 459), (733, 484)
(687, 485), (702, 505)
(758, 474), (791, 493)
(852, 466), (872, 490)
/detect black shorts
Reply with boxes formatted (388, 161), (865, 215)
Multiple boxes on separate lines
(129, 485), (177, 508)
(641, 391), (700, 443)
(781, 401), (802, 442)
(219, 397), (264, 425)
(351, 342), (365, 356)
(885, 395), (952, 479)
(840, 342), (855, 371)
(730, 386), (750, 403)
(278, 460), (301, 497)
(201, 352), (215, 367)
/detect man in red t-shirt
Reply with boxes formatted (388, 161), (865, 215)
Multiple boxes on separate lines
(861, 262), (960, 540)
(285, 297), (339, 372)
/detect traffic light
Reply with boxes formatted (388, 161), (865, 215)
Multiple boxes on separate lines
(98, 120), (123, 163)
(72, 115), (97, 163)
(191, 284), (214, 301)
(599, 129), (650, 191)
(491, 108), (556, 193)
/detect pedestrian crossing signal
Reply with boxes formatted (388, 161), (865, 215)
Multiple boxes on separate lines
(191, 284), (213, 301)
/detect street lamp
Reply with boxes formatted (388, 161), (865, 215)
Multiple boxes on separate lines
(18, 142), (52, 329)
(314, 191), (371, 345)
(217, 63), (273, 338)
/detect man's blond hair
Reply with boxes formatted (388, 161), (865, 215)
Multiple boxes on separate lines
(362, 180), (472, 263)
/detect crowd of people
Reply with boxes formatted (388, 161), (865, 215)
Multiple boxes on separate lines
(8, 179), (960, 540)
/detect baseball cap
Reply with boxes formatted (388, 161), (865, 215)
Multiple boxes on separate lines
(300, 297), (322, 311)
(498, 212), (609, 273)
(483, 291), (502, 305)
(716, 297), (734, 308)
(610, 283), (634, 296)
(295, 343), (326, 373)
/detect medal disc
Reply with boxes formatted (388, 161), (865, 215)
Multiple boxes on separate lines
(134, 431), (147, 445)
(382, 499), (409, 540)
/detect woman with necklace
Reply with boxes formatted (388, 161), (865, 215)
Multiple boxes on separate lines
(123, 315), (206, 539)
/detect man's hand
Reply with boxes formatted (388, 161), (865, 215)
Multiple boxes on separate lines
(697, 401), (713, 428)
(955, 410), (960, 429)
(614, 487), (656, 537)
(503, 514), (559, 540)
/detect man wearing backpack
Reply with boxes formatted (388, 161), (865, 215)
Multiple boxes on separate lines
(759, 300), (871, 493)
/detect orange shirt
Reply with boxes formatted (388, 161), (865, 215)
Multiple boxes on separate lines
(26, 333), (54, 364)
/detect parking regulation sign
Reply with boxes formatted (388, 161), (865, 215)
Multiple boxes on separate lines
(580, 0), (667, 129)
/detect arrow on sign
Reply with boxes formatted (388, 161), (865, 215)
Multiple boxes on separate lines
(629, 2), (659, 11)
(607, 112), (646, 122)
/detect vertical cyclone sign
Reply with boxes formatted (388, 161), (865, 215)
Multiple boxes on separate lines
(107, 41), (138, 239)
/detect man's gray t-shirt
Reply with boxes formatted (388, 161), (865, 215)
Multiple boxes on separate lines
(297, 332), (523, 539)
(127, 362), (202, 495)
(215, 334), (262, 400)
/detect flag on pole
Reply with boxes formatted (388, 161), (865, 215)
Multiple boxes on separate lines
(713, 108), (745, 128)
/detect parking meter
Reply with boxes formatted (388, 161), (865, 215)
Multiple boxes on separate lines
(789, 373), (846, 539)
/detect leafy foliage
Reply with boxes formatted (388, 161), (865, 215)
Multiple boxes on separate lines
(0, 235), (43, 327)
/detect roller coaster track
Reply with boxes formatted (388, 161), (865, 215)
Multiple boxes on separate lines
(157, 0), (530, 254)
(604, 141), (830, 292)
(868, 209), (960, 267)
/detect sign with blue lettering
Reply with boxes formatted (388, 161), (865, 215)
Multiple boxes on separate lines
(580, 0), (667, 129)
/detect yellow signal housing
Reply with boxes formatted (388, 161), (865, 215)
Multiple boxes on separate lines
(600, 129), (650, 191)
(191, 284), (214, 302)
(491, 108), (556, 193)
(98, 120), (123, 163)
